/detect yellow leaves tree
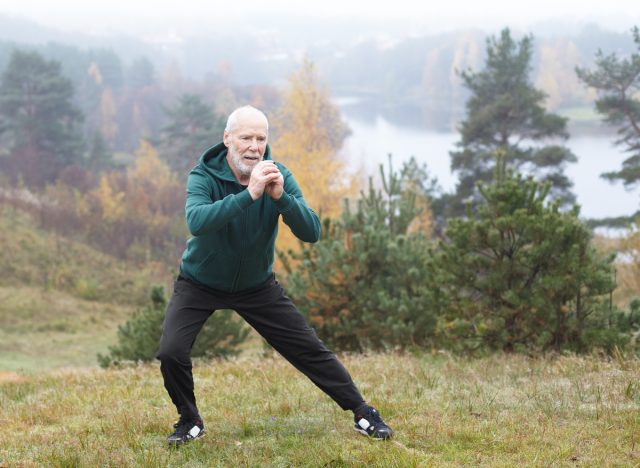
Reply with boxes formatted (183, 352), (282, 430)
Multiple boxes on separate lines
(535, 39), (593, 110)
(271, 59), (352, 217)
(86, 140), (185, 261)
(87, 62), (102, 86)
(126, 140), (182, 227)
(100, 88), (118, 143)
(611, 221), (640, 306)
(270, 59), (355, 263)
(96, 175), (125, 222)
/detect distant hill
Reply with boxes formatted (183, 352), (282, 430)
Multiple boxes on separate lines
(0, 205), (175, 371)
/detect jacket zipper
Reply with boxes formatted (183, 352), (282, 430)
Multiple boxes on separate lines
(230, 192), (249, 292)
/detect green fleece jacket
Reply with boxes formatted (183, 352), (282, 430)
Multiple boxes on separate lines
(180, 142), (320, 292)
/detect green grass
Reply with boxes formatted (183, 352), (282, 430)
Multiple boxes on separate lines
(1, 353), (639, 466)
(0, 284), (136, 371)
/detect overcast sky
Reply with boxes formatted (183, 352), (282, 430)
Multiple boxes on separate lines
(1, 0), (639, 37)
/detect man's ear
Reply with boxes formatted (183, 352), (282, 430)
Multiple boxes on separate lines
(223, 131), (230, 147)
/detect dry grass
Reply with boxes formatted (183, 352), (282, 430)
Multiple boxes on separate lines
(0, 285), (136, 371)
(1, 352), (639, 466)
(592, 232), (640, 308)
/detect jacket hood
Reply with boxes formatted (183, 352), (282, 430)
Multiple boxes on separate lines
(196, 142), (273, 182)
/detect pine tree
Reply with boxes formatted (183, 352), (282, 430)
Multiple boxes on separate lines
(159, 94), (225, 175)
(576, 26), (640, 189)
(432, 154), (616, 353)
(98, 286), (249, 367)
(87, 130), (114, 171)
(127, 56), (155, 89)
(280, 157), (436, 352)
(0, 50), (84, 186)
(448, 29), (576, 217)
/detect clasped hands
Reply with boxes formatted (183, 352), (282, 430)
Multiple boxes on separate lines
(248, 161), (284, 201)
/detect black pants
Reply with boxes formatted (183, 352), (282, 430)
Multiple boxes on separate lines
(156, 274), (366, 421)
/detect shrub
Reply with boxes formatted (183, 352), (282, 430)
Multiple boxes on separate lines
(431, 156), (617, 354)
(280, 157), (437, 352)
(98, 285), (249, 367)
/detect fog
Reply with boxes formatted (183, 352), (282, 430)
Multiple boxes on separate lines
(1, 0), (639, 219)
(2, 0), (639, 39)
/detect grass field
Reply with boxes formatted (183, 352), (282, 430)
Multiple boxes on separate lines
(2, 205), (640, 466)
(1, 352), (640, 466)
(0, 284), (138, 371)
(0, 206), (174, 372)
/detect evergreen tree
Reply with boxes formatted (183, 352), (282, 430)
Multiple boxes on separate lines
(159, 94), (225, 175)
(98, 286), (250, 367)
(280, 157), (436, 352)
(576, 26), (640, 189)
(127, 56), (155, 89)
(87, 49), (124, 91)
(432, 154), (616, 354)
(87, 130), (114, 171)
(0, 50), (84, 186)
(448, 28), (576, 217)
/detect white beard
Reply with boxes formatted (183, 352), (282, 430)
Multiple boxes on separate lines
(228, 147), (254, 176)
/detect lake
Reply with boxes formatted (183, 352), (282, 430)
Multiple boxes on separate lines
(339, 112), (639, 220)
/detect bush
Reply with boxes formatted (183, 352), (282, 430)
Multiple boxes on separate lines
(98, 285), (249, 367)
(430, 157), (617, 354)
(280, 157), (437, 352)
(584, 298), (640, 355)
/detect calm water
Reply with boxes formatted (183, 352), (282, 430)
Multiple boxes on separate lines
(340, 113), (639, 220)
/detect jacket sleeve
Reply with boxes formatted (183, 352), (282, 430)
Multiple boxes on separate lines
(185, 171), (254, 236)
(274, 169), (321, 243)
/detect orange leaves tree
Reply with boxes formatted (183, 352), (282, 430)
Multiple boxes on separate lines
(270, 59), (355, 266)
(88, 140), (186, 261)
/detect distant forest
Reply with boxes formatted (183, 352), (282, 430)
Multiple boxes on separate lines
(0, 17), (637, 154)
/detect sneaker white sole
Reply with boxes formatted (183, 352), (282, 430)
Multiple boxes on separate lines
(168, 430), (206, 446)
(353, 426), (390, 440)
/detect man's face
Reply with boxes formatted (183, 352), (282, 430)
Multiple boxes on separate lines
(224, 114), (268, 177)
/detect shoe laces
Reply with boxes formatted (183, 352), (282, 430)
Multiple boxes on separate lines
(366, 408), (383, 425)
(357, 407), (383, 425)
(173, 417), (192, 431)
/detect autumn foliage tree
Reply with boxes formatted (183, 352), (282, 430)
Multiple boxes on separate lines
(88, 140), (186, 261)
(271, 59), (352, 217)
(270, 59), (354, 263)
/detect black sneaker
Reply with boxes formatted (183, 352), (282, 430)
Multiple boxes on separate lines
(354, 406), (393, 440)
(166, 418), (205, 446)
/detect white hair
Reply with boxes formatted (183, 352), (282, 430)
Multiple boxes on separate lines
(225, 105), (269, 133)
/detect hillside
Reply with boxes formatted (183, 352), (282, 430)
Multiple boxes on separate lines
(0, 205), (176, 371)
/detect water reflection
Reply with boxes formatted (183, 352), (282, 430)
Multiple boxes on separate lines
(337, 99), (639, 220)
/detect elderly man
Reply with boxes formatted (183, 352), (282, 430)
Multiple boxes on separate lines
(156, 105), (393, 446)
